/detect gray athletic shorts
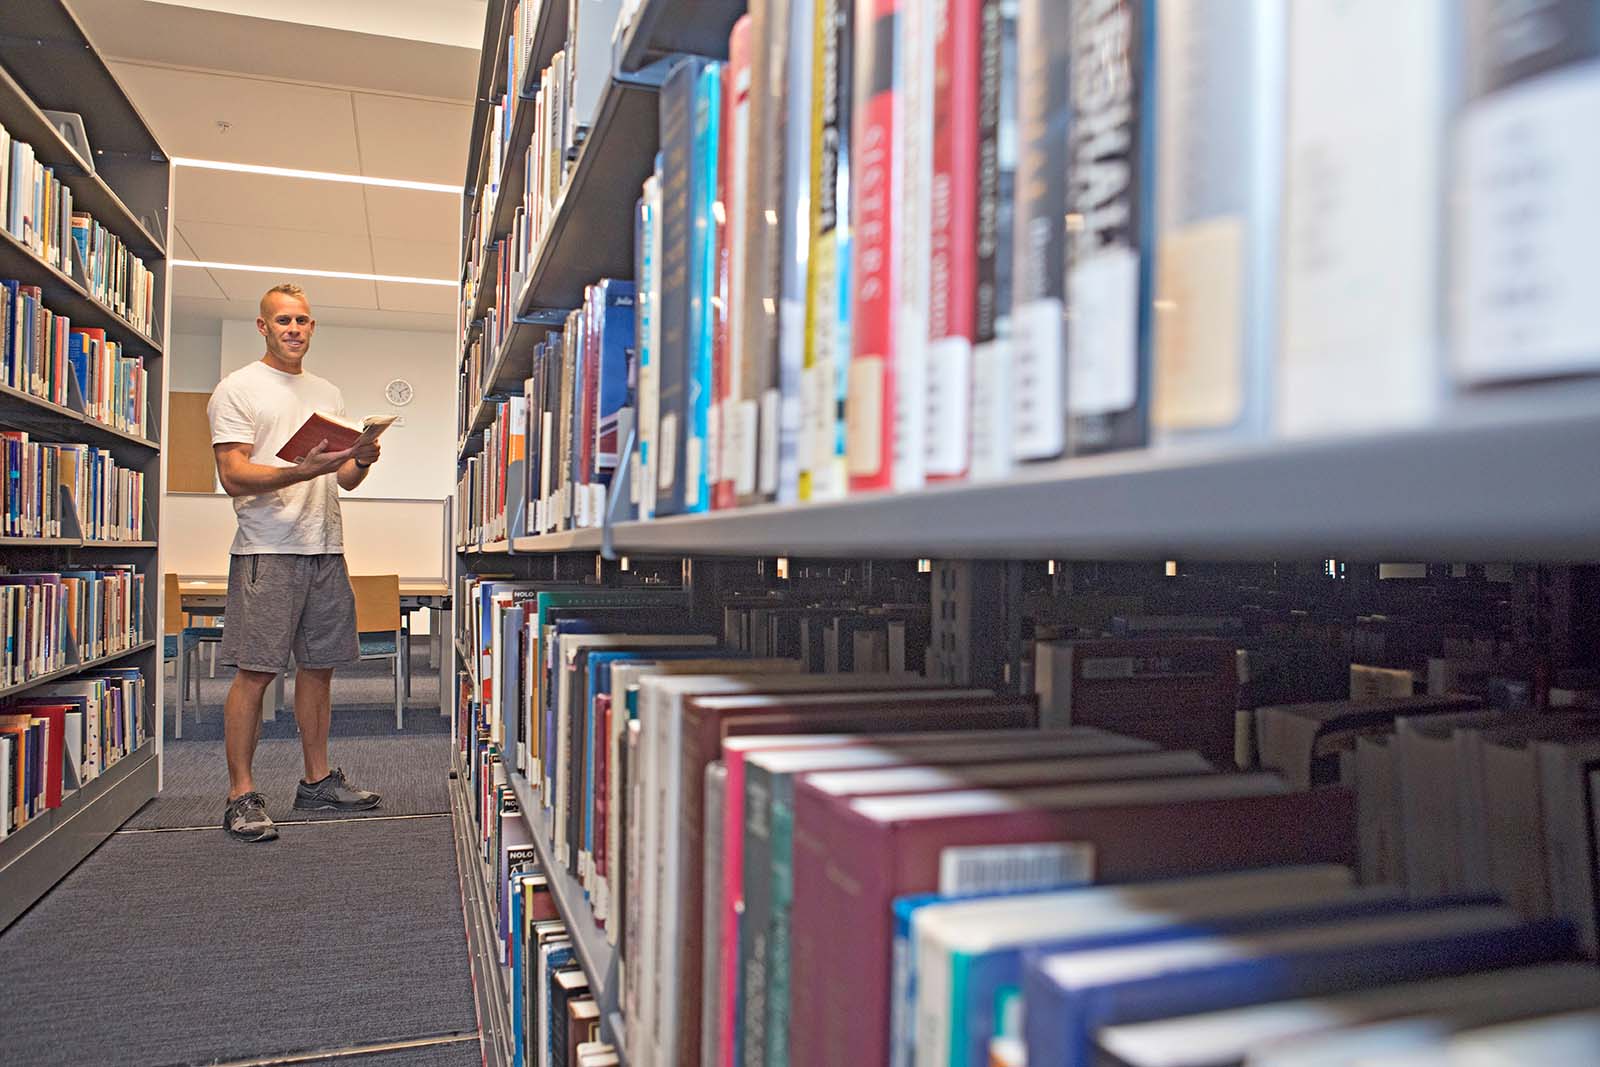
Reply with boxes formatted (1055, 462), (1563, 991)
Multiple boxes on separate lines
(219, 553), (360, 673)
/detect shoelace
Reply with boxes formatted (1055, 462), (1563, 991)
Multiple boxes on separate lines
(233, 792), (268, 820)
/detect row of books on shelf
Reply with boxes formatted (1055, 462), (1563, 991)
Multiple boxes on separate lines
(0, 123), (159, 336)
(460, 0), (1600, 530)
(1, 432), (147, 541)
(490, 824), (621, 1067)
(0, 566), (146, 688)
(459, 279), (634, 540)
(452, 579), (1600, 1067)
(463, 0), (624, 329)
(0, 667), (147, 840)
(1, 280), (150, 432)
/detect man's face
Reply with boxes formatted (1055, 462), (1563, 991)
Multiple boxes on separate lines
(257, 294), (315, 363)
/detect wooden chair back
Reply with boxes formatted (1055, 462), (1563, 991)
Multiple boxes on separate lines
(164, 572), (183, 635)
(350, 574), (401, 634)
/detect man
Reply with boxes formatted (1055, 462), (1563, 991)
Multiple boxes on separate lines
(206, 283), (383, 842)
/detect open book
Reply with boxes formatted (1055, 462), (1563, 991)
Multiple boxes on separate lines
(275, 412), (397, 464)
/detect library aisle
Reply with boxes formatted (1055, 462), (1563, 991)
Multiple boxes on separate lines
(0, 664), (484, 1067)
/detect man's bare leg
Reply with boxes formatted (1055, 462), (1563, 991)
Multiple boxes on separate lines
(224, 668), (277, 800)
(294, 666), (335, 783)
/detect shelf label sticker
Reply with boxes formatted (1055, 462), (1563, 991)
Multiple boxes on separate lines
(938, 842), (1096, 896)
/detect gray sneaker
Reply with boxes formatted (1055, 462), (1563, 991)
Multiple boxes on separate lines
(294, 767), (381, 812)
(224, 791), (279, 842)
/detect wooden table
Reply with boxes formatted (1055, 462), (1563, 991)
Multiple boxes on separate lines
(176, 579), (452, 729)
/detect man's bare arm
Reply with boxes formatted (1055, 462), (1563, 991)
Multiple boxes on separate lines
(213, 440), (355, 498)
(335, 439), (381, 491)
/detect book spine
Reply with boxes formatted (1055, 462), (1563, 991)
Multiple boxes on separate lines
(1453, 0), (1600, 387)
(712, 57), (736, 512)
(801, 0), (855, 502)
(924, 0), (983, 480)
(845, 0), (901, 492)
(1008, 0), (1071, 461)
(655, 61), (705, 517)
(686, 63), (725, 516)
(1064, 0), (1151, 457)
(740, 764), (777, 1067)
(893, 0), (932, 491)
(1277, 0), (1451, 435)
(775, 0), (817, 506)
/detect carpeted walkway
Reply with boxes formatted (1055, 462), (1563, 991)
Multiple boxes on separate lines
(0, 655), (480, 1066)
(0, 817), (479, 1066)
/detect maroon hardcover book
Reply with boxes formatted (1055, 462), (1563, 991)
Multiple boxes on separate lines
(788, 775), (1357, 1066)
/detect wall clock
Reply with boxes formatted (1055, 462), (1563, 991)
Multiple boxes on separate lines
(385, 378), (415, 407)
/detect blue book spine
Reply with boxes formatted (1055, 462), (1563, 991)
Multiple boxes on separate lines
(890, 893), (947, 1067)
(654, 60), (707, 517)
(510, 874), (527, 1067)
(1023, 917), (1574, 1067)
(595, 279), (637, 482)
(683, 61), (723, 514)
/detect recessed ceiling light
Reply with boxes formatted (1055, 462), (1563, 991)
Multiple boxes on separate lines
(172, 156), (460, 194)
(174, 259), (456, 286)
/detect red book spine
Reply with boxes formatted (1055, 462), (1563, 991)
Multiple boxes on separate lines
(926, 0), (981, 482)
(790, 785), (1357, 1066)
(846, 0), (901, 492)
(712, 56), (737, 510)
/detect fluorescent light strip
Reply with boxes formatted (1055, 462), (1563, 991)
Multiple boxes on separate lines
(174, 259), (456, 286)
(172, 156), (460, 194)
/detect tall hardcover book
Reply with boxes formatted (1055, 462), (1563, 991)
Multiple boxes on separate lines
(1453, 0), (1600, 388)
(720, 17), (755, 512)
(801, 0), (855, 501)
(637, 170), (663, 520)
(686, 63), (725, 514)
(925, 0), (983, 481)
(1150, 0), (1285, 444)
(736, 0), (789, 507)
(1278, 0), (1454, 435)
(1064, 0), (1151, 456)
(893, 0), (933, 491)
(845, 0), (903, 491)
(711, 58), (736, 512)
(1008, 0), (1072, 462)
(774, 0), (816, 505)
(655, 60), (710, 517)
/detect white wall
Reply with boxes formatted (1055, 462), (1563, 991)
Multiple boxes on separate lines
(219, 319), (455, 500)
(164, 494), (448, 581)
(170, 320), (224, 392)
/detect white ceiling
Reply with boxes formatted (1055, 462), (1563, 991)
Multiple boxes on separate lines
(69, 0), (475, 333)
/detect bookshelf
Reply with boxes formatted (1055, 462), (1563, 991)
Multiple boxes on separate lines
(0, 1), (169, 933)
(453, 2), (1600, 1065)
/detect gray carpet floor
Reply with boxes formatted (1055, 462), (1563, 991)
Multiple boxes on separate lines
(128, 735), (454, 829)
(0, 816), (478, 1066)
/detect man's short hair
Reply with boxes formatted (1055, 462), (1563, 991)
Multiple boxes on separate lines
(259, 283), (310, 319)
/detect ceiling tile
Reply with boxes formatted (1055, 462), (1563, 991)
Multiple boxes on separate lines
(180, 221), (376, 274)
(375, 281), (458, 316)
(175, 167), (370, 236)
(363, 186), (460, 244)
(106, 62), (362, 171)
(352, 94), (474, 185)
(210, 267), (379, 311)
(171, 263), (229, 299)
(371, 237), (458, 279)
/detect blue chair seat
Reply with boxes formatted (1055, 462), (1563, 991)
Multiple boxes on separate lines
(359, 632), (398, 657)
(164, 628), (225, 660)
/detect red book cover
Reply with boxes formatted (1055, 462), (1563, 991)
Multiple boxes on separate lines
(790, 779), (1357, 1065)
(846, 0), (901, 492)
(926, 0), (981, 481)
(7, 704), (68, 808)
(711, 52), (737, 511)
(274, 412), (395, 464)
(675, 689), (1037, 1067)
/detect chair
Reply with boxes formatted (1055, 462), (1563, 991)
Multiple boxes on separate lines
(350, 573), (405, 729)
(163, 574), (223, 738)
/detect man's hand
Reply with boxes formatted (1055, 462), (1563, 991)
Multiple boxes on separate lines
(352, 440), (381, 467)
(297, 439), (357, 478)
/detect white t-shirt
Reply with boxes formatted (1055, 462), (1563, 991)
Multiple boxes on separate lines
(207, 359), (347, 555)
